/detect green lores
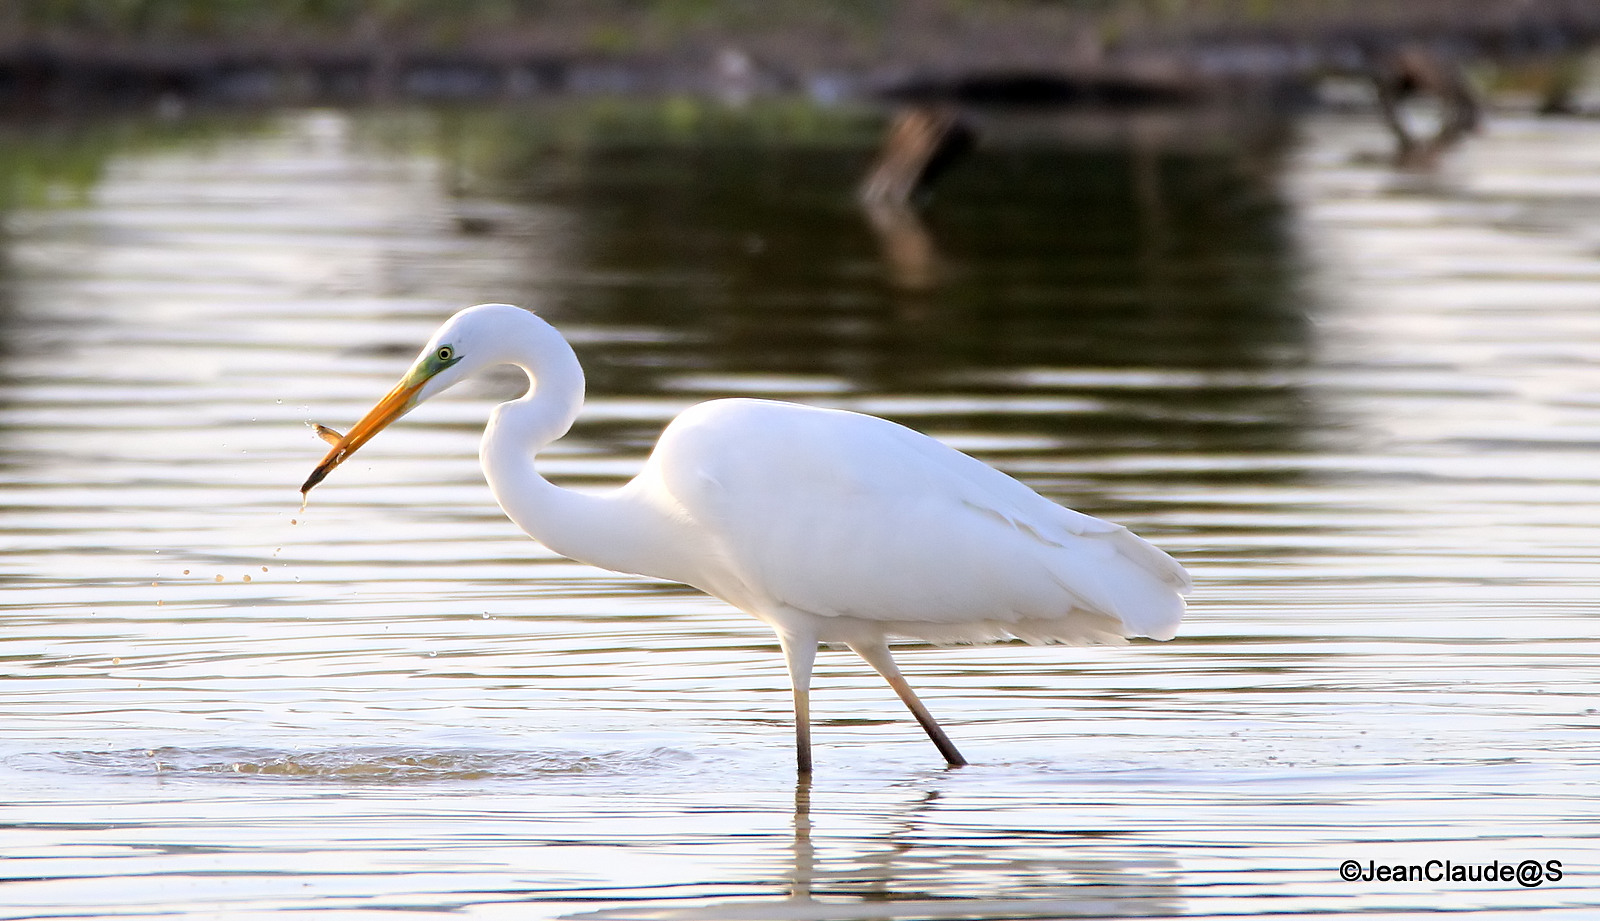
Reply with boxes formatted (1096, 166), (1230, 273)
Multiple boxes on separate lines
(398, 343), (463, 395)
(427, 345), (462, 375)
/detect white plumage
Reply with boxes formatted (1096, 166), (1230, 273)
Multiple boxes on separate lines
(304, 304), (1191, 772)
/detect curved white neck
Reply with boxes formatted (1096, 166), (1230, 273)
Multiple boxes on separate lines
(477, 315), (690, 583)
(482, 314), (587, 460)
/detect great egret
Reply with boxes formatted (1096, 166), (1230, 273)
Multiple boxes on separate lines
(302, 304), (1190, 772)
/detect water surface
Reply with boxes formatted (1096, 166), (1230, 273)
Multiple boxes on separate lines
(1, 102), (1598, 918)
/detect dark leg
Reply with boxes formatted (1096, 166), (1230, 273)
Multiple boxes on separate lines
(848, 641), (967, 766)
(778, 632), (817, 775)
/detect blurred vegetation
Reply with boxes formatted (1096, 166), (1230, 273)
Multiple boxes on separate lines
(0, 1), (1590, 206)
(4, 1), (876, 50)
(0, 94), (878, 212)
(0, 112), (275, 208)
(2, 1), (1590, 51)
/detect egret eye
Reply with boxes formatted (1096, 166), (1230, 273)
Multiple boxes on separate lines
(436, 346), (455, 362)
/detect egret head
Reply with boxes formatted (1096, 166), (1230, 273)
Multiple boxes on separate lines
(299, 304), (522, 495)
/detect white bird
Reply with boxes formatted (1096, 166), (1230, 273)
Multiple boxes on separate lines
(302, 304), (1190, 773)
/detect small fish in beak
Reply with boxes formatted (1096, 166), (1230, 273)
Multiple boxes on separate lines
(300, 375), (428, 497)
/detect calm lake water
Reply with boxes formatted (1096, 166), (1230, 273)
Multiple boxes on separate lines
(1, 98), (1598, 919)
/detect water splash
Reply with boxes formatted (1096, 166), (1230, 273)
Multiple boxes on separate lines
(15, 746), (697, 783)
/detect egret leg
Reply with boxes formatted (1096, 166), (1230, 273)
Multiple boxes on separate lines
(847, 641), (967, 767)
(777, 632), (817, 775)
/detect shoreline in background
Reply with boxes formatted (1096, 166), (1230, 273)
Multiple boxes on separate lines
(1, 1), (1597, 114)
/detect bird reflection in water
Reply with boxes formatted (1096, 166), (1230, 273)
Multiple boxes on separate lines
(570, 777), (1183, 920)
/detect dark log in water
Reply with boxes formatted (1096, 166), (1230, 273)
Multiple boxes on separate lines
(859, 107), (974, 207)
(875, 71), (1211, 108)
(1370, 44), (1481, 167)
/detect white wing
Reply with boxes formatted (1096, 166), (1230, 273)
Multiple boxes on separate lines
(648, 399), (1188, 645)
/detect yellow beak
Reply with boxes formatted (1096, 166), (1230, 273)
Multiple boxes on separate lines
(300, 375), (426, 495)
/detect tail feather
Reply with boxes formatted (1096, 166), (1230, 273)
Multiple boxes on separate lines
(1107, 526), (1192, 593)
(1039, 529), (1187, 642)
